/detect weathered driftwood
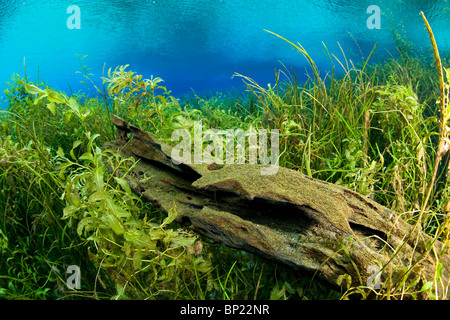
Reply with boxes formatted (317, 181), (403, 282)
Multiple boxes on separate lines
(104, 114), (450, 296)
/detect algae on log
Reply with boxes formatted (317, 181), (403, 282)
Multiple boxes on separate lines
(104, 114), (450, 295)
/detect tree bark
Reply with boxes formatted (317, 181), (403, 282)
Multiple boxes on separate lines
(104, 114), (450, 297)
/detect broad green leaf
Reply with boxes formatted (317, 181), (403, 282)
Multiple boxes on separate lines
(284, 281), (295, 294)
(114, 176), (132, 195)
(406, 275), (421, 291)
(58, 162), (72, 180)
(170, 96), (180, 107)
(67, 97), (80, 114)
(63, 204), (79, 219)
(148, 228), (166, 241)
(65, 110), (73, 122)
(269, 284), (286, 300)
(56, 146), (65, 158)
(133, 251), (143, 270)
(420, 281), (434, 292)
(46, 89), (65, 104)
(24, 82), (44, 95)
(337, 273), (352, 290)
(161, 202), (177, 228)
(77, 217), (95, 236)
(79, 152), (94, 162)
(34, 92), (47, 105)
(67, 192), (80, 206)
(101, 213), (125, 235)
(70, 140), (82, 160)
(88, 133), (100, 146)
(193, 256), (212, 273)
(89, 190), (111, 202)
(93, 168), (104, 191)
(47, 102), (56, 115)
(81, 110), (91, 119)
(65, 172), (91, 199)
(437, 262), (444, 280)
(72, 140), (82, 149)
(165, 230), (195, 247)
(156, 95), (167, 104)
(124, 231), (156, 250)
(113, 283), (127, 300)
(112, 207), (131, 219)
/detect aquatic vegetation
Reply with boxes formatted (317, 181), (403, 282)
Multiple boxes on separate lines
(229, 18), (450, 298)
(102, 64), (182, 137)
(102, 64), (167, 112)
(0, 107), (104, 299)
(2, 14), (450, 300)
(0, 68), (319, 300)
(11, 80), (219, 299)
(60, 134), (214, 299)
(420, 12), (450, 215)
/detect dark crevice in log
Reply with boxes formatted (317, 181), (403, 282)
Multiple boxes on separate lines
(348, 221), (388, 251)
(141, 157), (202, 181)
(180, 187), (318, 237)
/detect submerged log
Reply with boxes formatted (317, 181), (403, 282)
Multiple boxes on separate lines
(104, 114), (450, 296)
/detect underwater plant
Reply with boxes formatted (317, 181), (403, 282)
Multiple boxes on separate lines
(101, 64), (183, 135)
(3, 11), (450, 300)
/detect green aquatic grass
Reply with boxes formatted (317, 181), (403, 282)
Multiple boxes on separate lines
(2, 17), (450, 300)
(0, 66), (330, 300)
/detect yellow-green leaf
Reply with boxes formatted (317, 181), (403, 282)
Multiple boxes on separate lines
(165, 230), (196, 247)
(269, 284), (286, 300)
(67, 192), (80, 206)
(133, 251), (143, 270)
(56, 147), (65, 158)
(67, 97), (80, 114)
(24, 82), (44, 95)
(337, 273), (352, 290)
(79, 152), (94, 162)
(63, 204), (79, 219)
(89, 190), (111, 202)
(65, 110), (73, 123)
(124, 231), (156, 250)
(156, 95), (167, 104)
(420, 281), (434, 292)
(77, 217), (94, 236)
(101, 213), (125, 235)
(70, 140), (82, 160)
(161, 202), (177, 228)
(46, 89), (65, 104)
(47, 102), (56, 115)
(113, 176), (132, 195)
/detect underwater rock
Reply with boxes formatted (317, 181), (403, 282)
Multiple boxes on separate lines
(104, 114), (450, 295)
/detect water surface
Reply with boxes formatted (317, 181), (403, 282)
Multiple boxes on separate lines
(0, 0), (449, 102)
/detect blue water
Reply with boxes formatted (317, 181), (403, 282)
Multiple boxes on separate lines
(1, 0), (450, 105)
